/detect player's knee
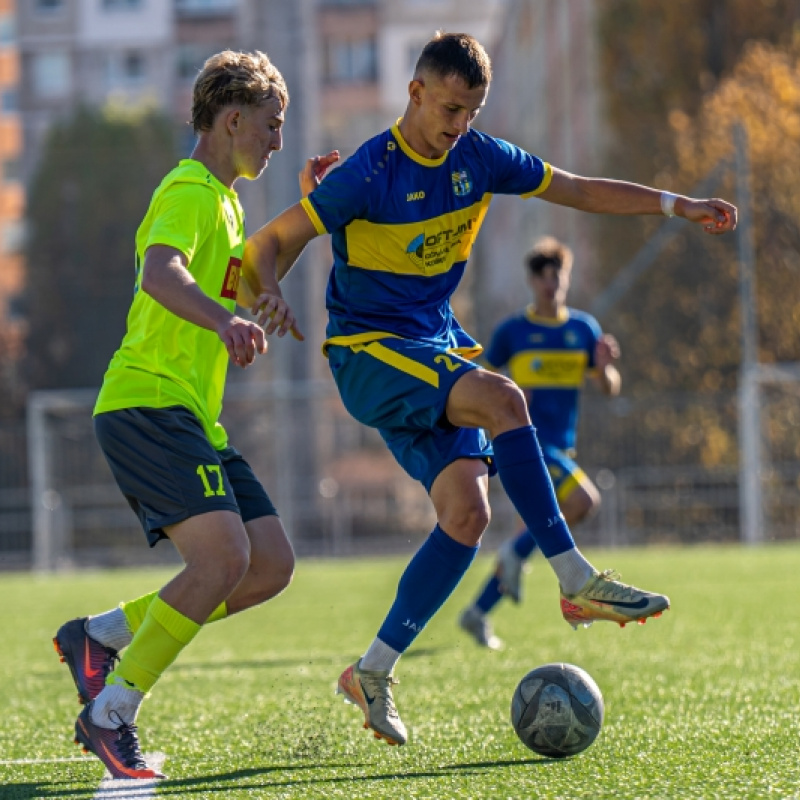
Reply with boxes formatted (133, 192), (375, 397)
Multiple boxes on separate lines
(439, 501), (491, 545)
(270, 547), (295, 593)
(218, 541), (252, 592)
(484, 378), (529, 434)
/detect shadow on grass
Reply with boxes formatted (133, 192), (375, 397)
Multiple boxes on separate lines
(0, 782), (97, 799)
(150, 756), (553, 796)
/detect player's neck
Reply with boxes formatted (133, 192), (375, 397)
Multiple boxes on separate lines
(190, 139), (236, 189)
(531, 302), (561, 319)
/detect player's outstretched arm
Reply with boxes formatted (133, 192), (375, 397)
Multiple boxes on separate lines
(242, 204), (321, 341)
(141, 244), (267, 368)
(540, 167), (737, 235)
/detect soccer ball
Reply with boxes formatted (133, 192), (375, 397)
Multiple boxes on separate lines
(510, 662), (604, 758)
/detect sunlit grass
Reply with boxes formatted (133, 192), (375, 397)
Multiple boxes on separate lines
(0, 544), (798, 799)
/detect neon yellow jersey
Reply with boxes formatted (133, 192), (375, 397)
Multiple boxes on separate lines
(94, 159), (245, 449)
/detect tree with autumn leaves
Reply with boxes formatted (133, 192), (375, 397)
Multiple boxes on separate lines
(587, 8), (800, 471)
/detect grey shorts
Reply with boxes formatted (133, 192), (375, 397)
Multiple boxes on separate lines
(94, 406), (277, 547)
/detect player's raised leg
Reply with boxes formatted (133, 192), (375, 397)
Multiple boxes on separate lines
(446, 368), (669, 628)
(460, 472), (600, 647)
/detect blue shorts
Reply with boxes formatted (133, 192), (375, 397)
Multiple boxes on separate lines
(541, 445), (587, 502)
(327, 337), (494, 492)
(94, 406), (278, 547)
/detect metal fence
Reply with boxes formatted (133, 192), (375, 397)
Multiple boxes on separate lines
(2, 380), (799, 571)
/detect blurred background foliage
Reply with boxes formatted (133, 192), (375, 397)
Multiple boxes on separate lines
(21, 108), (177, 401)
(579, 1), (800, 471)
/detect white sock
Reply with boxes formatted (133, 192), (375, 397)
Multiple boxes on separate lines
(359, 638), (401, 674)
(86, 608), (133, 652)
(90, 682), (145, 729)
(548, 548), (595, 595)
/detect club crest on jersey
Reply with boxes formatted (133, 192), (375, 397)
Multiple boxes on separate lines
(451, 169), (473, 197)
(564, 330), (579, 346)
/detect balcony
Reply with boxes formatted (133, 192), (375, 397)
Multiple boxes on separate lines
(174, 0), (237, 18)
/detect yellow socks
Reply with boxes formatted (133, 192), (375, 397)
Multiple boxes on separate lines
(109, 595), (200, 694)
(122, 592), (227, 634)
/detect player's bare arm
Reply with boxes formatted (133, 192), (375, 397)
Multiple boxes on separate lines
(142, 244), (267, 368)
(541, 167), (738, 235)
(594, 334), (621, 397)
(238, 150), (338, 326)
(243, 203), (321, 339)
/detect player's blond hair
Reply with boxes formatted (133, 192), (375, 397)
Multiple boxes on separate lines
(191, 50), (288, 133)
(413, 31), (492, 89)
(526, 237), (574, 275)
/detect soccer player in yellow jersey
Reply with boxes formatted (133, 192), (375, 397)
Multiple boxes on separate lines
(52, 50), (337, 779)
(245, 32), (737, 747)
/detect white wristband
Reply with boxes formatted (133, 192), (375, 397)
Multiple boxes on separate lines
(660, 191), (678, 217)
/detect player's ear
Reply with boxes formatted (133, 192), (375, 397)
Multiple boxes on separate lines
(225, 108), (241, 135)
(409, 79), (425, 107)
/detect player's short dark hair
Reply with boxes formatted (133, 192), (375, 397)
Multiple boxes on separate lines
(191, 50), (288, 133)
(413, 32), (492, 89)
(526, 236), (574, 275)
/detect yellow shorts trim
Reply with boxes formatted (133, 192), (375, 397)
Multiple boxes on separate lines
(352, 341), (439, 388)
(556, 468), (586, 503)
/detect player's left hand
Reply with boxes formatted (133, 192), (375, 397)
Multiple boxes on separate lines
(681, 198), (738, 234)
(595, 334), (620, 369)
(299, 150), (340, 198)
(252, 290), (305, 341)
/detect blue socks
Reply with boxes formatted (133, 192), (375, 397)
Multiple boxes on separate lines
(492, 426), (574, 558)
(474, 528), (538, 614)
(377, 525), (478, 653)
(513, 528), (538, 559)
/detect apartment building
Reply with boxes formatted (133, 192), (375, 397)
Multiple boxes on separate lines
(0, 0), (22, 363)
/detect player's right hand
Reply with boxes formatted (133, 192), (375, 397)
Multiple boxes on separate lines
(252, 291), (305, 341)
(216, 315), (268, 368)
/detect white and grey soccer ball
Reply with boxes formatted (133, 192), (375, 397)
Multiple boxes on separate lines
(510, 663), (604, 758)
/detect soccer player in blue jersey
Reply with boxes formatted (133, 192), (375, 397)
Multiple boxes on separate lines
(243, 32), (738, 746)
(459, 236), (622, 650)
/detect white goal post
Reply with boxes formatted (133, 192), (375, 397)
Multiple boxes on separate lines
(739, 361), (800, 545)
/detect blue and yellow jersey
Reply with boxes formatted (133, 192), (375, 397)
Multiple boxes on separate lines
(484, 306), (602, 450)
(300, 122), (552, 356)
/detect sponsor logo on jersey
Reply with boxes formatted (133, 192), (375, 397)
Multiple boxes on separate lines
(405, 217), (477, 271)
(220, 256), (242, 300)
(451, 169), (473, 196)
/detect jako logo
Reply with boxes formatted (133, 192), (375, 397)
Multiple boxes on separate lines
(406, 191), (425, 202)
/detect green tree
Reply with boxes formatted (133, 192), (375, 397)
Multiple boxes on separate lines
(23, 108), (178, 390)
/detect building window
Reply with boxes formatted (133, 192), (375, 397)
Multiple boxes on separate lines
(102, 0), (143, 9)
(2, 157), (22, 183)
(1, 89), (18, 114)
(32, 52), (71, 99)
(325, 37), (377, 84)
(107, 51), (147, 87)
(0, 14), (15, 46)
(176, 43), (221, 83)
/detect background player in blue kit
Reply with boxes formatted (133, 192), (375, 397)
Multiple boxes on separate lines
(459, 236), (622, 650)
(243, 32), (737, 747)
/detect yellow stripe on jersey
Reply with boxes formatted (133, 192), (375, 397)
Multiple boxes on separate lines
(300, 197), (327, 235)
(345, 196), (492, 277)
(521, 162), (553, 198)
(508, 349), (588, 388)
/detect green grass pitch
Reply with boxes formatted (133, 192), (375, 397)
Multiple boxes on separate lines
(0, 544), (798, 799)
